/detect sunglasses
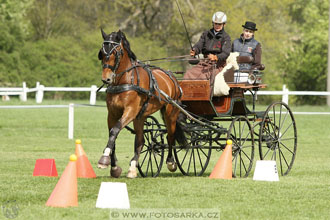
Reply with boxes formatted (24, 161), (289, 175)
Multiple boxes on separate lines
(214, 23), (224, 25)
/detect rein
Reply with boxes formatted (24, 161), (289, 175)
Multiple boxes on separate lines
(141, 55), (190, 62)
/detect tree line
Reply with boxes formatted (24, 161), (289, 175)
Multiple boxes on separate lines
(0, 0), (328, 104)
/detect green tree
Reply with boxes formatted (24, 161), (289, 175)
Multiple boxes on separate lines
(282, 0), (329, 104)
(0, 0), (33, 85)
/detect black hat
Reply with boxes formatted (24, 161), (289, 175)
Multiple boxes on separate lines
(242, 21), (258, 31)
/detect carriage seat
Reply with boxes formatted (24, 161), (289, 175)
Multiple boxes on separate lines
(236, 56), (265, 71)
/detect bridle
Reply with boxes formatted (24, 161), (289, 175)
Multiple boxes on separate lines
(101, 39), (123, 75)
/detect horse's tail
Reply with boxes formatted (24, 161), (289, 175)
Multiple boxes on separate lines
(160, 108), (188, 147)
(174, 113), (188, 147)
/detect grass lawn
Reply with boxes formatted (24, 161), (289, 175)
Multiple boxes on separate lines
(0, 99), (330, 219)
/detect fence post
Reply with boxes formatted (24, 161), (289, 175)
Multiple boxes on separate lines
(90, 85), (97, 105)
(282, 84), (289, 104)
(35, 82), (44, 103)
(20, 82), (27, 102)
(68, 103), (74, 139)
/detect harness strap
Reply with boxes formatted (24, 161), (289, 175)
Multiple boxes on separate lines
(106, 62), (180, 119)
(106, 84), (153, 97)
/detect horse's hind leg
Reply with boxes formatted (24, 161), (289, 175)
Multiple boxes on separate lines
(127, 119), (144, 178)
(162, 105), (180, 172)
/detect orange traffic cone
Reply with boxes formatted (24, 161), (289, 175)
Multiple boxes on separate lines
(46, 154), (78, 207)
(75, 139), (96, 178)
(209, 140), (233, 179)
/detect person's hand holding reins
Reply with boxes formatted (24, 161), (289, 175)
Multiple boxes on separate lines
(190, 49), (196, 57)
(208, 54), (218, 61)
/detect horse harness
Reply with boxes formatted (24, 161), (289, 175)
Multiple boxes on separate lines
(104, 60), (182, 119)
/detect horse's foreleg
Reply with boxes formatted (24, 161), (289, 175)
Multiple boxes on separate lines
(98, 121), (122, 169)
(98, 107), (140, 178)
(127, 120), (144, 178)
(109, 146), (122, 178)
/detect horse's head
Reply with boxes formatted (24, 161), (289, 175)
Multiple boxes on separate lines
(98, 29), (136, 85)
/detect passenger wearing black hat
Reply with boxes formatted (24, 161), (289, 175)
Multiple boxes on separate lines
(232, 21), (262, 71)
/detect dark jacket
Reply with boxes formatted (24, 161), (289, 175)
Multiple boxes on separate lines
(232, 35), (262, 70)
(193, 28), (231, 66)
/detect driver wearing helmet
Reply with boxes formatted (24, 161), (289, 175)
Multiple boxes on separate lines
(184, 11), (231, 84)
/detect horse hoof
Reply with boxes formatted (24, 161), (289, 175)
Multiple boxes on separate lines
(167, 162), (177, 172)
(127, 170), (137, 178)
(97, 155), (110, 169)
(110, 166), (122, 178)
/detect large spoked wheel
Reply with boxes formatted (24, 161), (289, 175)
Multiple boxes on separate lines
(173, 121), (213, 176)
(138, 116), (166, 177)
(227, 116), (254, 178)
(259, 102), (297, 176)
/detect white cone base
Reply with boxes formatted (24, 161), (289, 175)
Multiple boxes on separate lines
(96, 182), (130, 209)
(253, 160), (279, 182)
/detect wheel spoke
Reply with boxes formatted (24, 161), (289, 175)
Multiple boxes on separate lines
(279, 122), (294, 139)
(241, 149), (252, 163)
(199, 148), (208, 158)
(263, 146), (272, 158)
(271, 146), (277, 160)
(279, 110), (289, 133)
(193, 149), (197, 176)
(196, 149), (204, 171)
(240, 152), (248, 174)
(272, 105), (276, 129)
(233, 152), (238, 176)
(179, 149), (190, 168)
(149, 151), (154, 177)
(187, 149), (193, 173)
(279, 149), (289, 168)
(278, 105), (283, 138)
(280, 137), (296, 141)
(152, 151), (160, 171)
(140, 149), (149, 168)
(145, 152), (150, 176)
(279, 141), (295, 155)
(240, 131), (251, 146)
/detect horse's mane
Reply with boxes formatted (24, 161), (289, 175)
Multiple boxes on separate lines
(118, 31), (137, 61)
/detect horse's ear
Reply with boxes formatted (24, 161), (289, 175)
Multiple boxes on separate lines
(98, 49), (103, 60)
(118, 29), (125, 41)
(101, 28), (107, 40)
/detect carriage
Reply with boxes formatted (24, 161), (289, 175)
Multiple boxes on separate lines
(97, 30), (297, 179)
(135, 72), (297, 178)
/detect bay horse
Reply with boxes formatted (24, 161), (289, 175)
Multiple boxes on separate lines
(97, 29), (185, 178)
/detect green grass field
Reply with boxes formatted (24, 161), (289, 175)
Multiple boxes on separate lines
(1, 100), (330, 219)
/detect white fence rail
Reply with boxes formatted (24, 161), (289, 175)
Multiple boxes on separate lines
(1, 82), (330, 105)
(0, 104), (75, 139)
(1, 104), (330, 140)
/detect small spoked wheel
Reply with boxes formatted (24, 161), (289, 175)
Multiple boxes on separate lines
(173, 122), (212, 176)
(259, 102), (297, 176)
(138, 116), (165, 177)
(227, 116), (254, 178)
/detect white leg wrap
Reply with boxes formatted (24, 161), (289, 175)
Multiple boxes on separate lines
(129, 161), (137, 171)
(127, 161), (137, 178)
(103, 148), (111, 156)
